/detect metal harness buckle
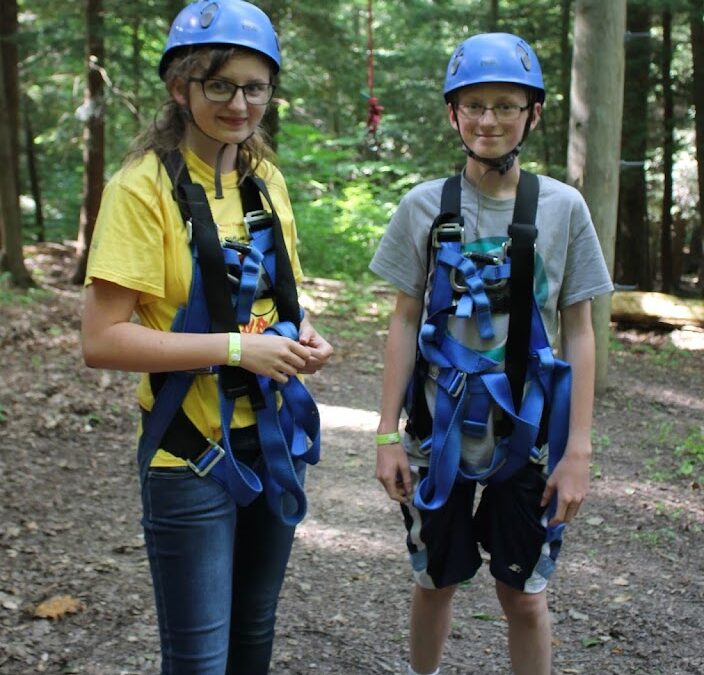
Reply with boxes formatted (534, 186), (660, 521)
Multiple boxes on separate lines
(432, 221), (464, 248)
(187, 439), (226, 477)
(243, 209), (272, 239)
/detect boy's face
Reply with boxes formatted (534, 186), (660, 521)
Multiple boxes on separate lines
(448, 82), (541, 160)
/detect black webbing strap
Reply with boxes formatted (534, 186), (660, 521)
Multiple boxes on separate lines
(505, 170), (539, 412)
(440, 173), (462, 215)
(162, 150), (263, 405)
(407, 174), (464, 440)
(407, 170), (540, 439)
(242, 175), (301, 327)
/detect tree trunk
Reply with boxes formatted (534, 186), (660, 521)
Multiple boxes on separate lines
(567, 0), (626, 394)
(0, 0), (20, 253)
(615, 8), (651, 290)
(661, 9), (675, 292)
(72, 0), (105, 285)
(253, 0), (285, 150)
(559, 0), (573, 167)
(689, 0), (704, 294)
(487, 0), (500, 31)
(0, 36), (33, 287)
(165, 0), (185, 22)
(23, 96), (45, 243)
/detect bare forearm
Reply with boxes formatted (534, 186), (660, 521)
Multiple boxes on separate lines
(378, 294), (422, 433)
(561, 301), (596, 455)
(83, 320), (229, 372)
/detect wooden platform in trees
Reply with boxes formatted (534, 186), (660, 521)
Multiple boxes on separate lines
(611, 291), (704, 328)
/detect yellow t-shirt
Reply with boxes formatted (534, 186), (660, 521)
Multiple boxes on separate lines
(85, 148), (303, 466)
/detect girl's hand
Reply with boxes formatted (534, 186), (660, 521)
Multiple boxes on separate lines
(240, 333), (311, 383)
(297, 321), (333, 374)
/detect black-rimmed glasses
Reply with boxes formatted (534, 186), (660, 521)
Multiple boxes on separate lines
(457, 102), (531, 122)
(190, 78), (275, 105)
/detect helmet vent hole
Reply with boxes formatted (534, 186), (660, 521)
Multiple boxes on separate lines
(516, 45), (531, 71)
(200, 3), (219, 28)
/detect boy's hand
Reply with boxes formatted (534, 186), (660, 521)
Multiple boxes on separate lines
(540, 446), (591, 526)
(376, 442), (412, 504)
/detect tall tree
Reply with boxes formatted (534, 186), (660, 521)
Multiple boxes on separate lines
(0, 21), (33, 287)
(559, 0), (573, 166)
(615, 4), (652, 291)
(661, 6), (675, 292)
(567, 0), (626, 393)
(0, 0), (20, 254)
(690, 0), (704, 293)
(23, 95), (45, 243)
(487, 0), (500, 30)
(72, 0), (105, 285)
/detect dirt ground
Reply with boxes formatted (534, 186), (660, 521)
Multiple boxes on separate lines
(1, 244), (703, 675)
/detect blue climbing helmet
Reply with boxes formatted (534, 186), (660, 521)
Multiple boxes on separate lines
(443, 32), (545, 104)
(159, 0), (281, 80)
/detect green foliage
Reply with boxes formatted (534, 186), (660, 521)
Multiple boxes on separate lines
(279, 119), (423, 278)
(0, 272), (49, 305)
(644, 423), (704, 483)
(12, 0), (702, 287)
(674, 426), (704, 480)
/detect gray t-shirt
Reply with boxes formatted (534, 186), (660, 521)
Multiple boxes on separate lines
(369, 173), (614, 469)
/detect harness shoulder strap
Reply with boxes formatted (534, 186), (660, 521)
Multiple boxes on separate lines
(505, 170), (539, 411)
(241, 175), (301, 327)
(406, 173), (464, 440)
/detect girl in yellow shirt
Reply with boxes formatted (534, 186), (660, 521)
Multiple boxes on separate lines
(81, 1), (332, 672)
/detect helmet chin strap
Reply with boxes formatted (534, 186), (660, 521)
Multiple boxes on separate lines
(181, 105), (256, 199)
(464, 144), (521, 175)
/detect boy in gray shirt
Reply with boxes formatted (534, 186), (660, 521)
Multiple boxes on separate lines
(369, 32), (613, 675)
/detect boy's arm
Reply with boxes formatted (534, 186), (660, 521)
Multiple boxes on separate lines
(376, 291), (423, 504)
(540, 299), (595, 525)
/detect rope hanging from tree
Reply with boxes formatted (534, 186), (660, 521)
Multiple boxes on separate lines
(365, 0), (384, 138)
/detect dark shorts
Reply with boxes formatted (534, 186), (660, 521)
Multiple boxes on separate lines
(401, 462), (563, 593)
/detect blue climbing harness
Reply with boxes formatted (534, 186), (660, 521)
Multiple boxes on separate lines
(406, 171), (572, 517)
(139, 150), (320, 526)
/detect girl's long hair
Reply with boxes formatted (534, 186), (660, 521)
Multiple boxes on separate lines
(126, 46), (276, 181)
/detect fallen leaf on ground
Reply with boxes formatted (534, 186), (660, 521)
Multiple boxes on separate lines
(34, 594), (85, 620)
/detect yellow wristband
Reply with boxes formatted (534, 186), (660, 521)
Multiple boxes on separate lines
(376, 431), (401, 446)
(227, 332), (241, 366)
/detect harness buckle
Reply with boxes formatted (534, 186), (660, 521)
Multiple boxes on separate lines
(432, 221), (464, 248)
(187, 439), (226, 477)
(243, 209), (272, 239)
(450, 268), (468, 293)
(448, 370), (467, 398)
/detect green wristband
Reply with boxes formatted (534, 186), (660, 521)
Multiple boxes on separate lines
(376, 431), (401, 446)
(227, 332), (242, 367)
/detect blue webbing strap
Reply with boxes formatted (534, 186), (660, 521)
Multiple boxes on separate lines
(222, 245), (265, 325)
(253, 322), (321, 525)
(140, 253), (264, 506)
(411, 170), (574, 511)
(414, 299), (571, 510)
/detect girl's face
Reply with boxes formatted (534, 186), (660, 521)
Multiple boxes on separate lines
(173, 50), (272, 162)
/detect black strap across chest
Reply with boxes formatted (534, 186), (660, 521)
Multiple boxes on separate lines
(439, 169), (540, 412)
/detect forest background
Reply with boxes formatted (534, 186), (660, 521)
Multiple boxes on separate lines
(0, 0), (703, 297)
(1, 2), (704, 673)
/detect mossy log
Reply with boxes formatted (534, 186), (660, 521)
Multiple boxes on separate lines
(611, 291), (704, 328)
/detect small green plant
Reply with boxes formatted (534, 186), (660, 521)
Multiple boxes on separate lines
(631, 526), (677, 547)
(674, 426), (704, 481)
(0, 403), (6, 424)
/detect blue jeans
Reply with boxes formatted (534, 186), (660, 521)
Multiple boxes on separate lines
(138, 429), (297, 675)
